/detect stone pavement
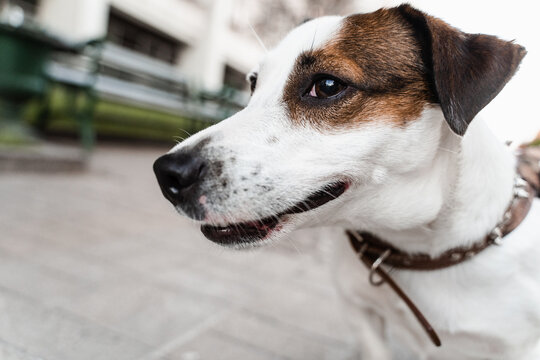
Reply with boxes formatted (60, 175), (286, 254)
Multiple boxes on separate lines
(0, 144), (358, 360)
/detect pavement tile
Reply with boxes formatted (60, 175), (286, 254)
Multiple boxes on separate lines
(240, 279), (351, 344)
(0, 249), (91, 309)
(165, 329), (286, 360)
(63, 277), (225, 346)
(0, 340), (43, 360)
(0, 233), (112, 284)
(0, 287), (150, 360)
(0, 145), (356, 359)
(211, 310), (354, 360)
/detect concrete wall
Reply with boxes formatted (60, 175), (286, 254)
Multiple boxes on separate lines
(176, 0), (232, 91)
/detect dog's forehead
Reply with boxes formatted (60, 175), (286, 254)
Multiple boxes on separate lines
(271, 16), (344, 58)
(251, 16), (343, 101)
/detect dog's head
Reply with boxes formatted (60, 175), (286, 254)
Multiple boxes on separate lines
(154, 5), (525, 248)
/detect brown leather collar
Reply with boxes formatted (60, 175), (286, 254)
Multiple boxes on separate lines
(347, 153), (539, 347)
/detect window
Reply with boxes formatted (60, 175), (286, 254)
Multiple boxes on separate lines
(6, 0), (38, 15)
(0, 0), (39, 20)
(223, 65), (248, 91)
(107, 9), (183, 64)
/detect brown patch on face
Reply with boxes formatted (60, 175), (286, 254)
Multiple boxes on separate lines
(282, 8), (436, 130)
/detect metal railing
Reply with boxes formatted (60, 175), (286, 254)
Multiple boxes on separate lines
(49, 42), (248, 123)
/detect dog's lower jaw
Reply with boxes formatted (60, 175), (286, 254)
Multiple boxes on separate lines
(198, 180), (348, 247)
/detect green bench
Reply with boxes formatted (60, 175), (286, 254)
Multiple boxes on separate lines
(0, 22), (102, 150)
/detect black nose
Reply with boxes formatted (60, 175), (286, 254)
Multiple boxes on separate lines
(153, 152), (208, 205)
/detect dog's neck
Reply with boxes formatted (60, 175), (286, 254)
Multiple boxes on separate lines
(356, 118), (516, 257)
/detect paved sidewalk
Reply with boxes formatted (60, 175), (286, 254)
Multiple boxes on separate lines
(0, 145), (357, 360)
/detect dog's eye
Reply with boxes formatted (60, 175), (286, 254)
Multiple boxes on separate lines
(308, 78), (346, 98)
(248, 73), (258, 95)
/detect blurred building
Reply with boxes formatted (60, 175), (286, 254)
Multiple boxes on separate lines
(11, 0), (263, 92)
(0, 0), (270, 124)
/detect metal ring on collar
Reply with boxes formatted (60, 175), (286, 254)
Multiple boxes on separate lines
(357, 243), (369, 260)
(369, 249), (391, 286)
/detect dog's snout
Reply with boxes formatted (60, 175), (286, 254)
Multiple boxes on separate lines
(153, 152), (207, 205)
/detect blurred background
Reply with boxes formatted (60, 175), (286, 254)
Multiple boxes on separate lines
(0, 1), (538, 360)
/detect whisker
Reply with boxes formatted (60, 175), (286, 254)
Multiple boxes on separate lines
(310, 23), (318, 52)
(286, 236), (302, 256)
(178, 128), (193, 139)
(173, 135), (187, 142)
(438, 146), (459, 155)
(245, 10), (268, 53)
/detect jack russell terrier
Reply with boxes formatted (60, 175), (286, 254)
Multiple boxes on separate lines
(153, 4), (540, 359)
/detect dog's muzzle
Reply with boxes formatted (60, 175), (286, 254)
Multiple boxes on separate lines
(153, 151), (208, 220)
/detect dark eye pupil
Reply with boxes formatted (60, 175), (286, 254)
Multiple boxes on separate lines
(250, 78), (257, 92)
(249, 74), (257, 94)
(316, 78), (342, 97)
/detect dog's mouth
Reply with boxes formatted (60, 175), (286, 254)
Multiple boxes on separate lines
(201, 181), (348, 246)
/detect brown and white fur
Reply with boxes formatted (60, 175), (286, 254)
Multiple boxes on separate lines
(153, 5), (540, 359)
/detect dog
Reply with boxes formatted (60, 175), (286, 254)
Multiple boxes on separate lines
(154, 4), (540, 359)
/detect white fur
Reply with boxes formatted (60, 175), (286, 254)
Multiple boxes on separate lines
(166, 15), (540, 359)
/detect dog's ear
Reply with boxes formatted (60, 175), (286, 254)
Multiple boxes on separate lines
(397, 4), (526, 135)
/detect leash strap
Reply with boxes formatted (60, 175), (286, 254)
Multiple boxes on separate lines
(346, 230), (442, 347)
